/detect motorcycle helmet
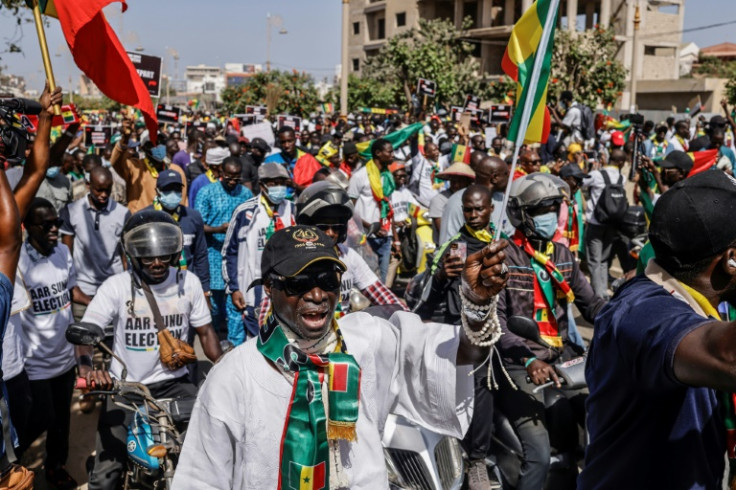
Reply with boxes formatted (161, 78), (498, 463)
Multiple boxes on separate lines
(506, 173), (567, 238)
(296, 181), (354, 243)
(122, 209), (183, 271)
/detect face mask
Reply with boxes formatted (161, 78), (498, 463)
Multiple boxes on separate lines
(266, 185), (287, 204)
(532, 211), (558, 240)
(150, 144), (167, 162)
(46, 166), (60, 179)
(158, 191), (182, 211)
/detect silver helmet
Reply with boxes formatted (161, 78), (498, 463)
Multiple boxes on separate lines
(506, 172), (568, 237)
(122, 210), (183, 268)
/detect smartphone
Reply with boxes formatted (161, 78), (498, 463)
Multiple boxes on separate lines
(450, 241), (467, 262)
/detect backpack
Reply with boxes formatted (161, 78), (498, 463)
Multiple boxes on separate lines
(579, 104), (596, 140)
(593, 171), (629, 224)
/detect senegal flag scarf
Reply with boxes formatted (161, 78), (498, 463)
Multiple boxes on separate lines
(514, 232), (575, 348)
(261, 195), (292, 241)
(258, 314), (360, 490)
(366, 159), (396, 231)
(563, 190), (584, 254)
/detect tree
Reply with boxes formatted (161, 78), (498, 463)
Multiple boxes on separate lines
(359, 17), (490, 110)
(549, 26), (627, 108)
(0, 0), (36, 55)
(221, 70), (320, 118)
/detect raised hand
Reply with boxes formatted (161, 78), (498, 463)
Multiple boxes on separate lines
(461, 239), (509, 305)
(39, 81), (63, 118)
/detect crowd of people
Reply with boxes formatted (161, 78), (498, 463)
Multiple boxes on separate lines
(0, 81), (736, 490)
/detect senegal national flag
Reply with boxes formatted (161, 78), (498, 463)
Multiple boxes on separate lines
(501, 0), (560, 144)
(356, 122), (424, 159)
(289, 461), (326, 490)
(450, 143), (471, 164)
(687, 149), (719, 177)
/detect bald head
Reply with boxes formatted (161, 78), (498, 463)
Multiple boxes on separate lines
(488, 156), (509, 192)
(89, 165), (112, 186)
(470, 150), (487, 169)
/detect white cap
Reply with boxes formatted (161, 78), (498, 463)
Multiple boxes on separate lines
(205, 146), (230, 165)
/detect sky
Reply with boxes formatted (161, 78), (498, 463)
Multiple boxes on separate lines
(0, 0), (731, 94)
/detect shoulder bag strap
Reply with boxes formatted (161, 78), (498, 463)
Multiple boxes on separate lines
(140, 281), (167, 333)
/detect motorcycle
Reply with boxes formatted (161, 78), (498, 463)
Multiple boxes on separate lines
(66, 323), (194, 490)
(487, 316), (587, 490)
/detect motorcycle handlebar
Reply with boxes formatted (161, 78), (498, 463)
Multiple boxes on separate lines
(524, 356), (587, 392)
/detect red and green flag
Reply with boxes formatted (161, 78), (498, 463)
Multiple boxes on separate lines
(501, 0), (560, 144)
(687, 149), (719, 177)
(27, 0), (159, 143)
(450, 143), (471, 164)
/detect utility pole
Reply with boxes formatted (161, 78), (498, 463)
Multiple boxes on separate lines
(340, 0), (350, 118)
(629, 1), (640, 112)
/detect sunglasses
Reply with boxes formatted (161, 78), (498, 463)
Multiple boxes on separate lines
(270, 270), (341, 296)
(140, 255), (173, 266)
(32, 218), (64, 231)
(314, 223), (347, 235)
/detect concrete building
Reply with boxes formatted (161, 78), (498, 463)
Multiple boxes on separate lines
(700, 42), (736, 62)
(679, 42), (699, 77)
(347, 0), (694, 110)
(185, 64), (226, 101)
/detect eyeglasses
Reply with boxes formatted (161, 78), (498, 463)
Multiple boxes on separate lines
(140, 255), (173, 266)
(270, 270), (341, 296)
(222, 175), (242, 183)
(314, 223), (347, 235)
(32, 218), (64, 231)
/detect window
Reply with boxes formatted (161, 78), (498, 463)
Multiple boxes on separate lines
(352, 58), (360, 72)
(353, 22), (360, 35)
(396, 12), (406, 27)
(204, 82), (215, 92)
(377, 18), (386, 39)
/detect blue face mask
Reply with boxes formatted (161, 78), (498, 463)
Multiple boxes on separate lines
(532, 211), (558, 240)
(150, 144), (167, 162)
(266, 185), (288, 204)
(158, 191), (182, 211)
(46, 166), (60, 179)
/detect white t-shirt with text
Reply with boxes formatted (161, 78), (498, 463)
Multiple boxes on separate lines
(82, 269), (211, 385)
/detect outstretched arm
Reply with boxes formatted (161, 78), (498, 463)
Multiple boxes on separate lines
(14, 82), (63, 219)
(0, 165), (20, 284)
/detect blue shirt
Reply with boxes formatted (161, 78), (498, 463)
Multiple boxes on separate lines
(0, 272), (16, 456)
(580, 275), (724, 489)
(188, 173), (215, 209)
(143, 204), (210, 292)
(194, 182), (252, 290)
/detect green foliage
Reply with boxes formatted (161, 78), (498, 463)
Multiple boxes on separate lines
(358, 17), (490, 109)
(221, 70), (320, 118)
(695, 56), (736, 104)
(485, 75), (517, 104)
(549, 26), (627, 108)
(695, 55), (736, 79)
(65, 94), (121, 112)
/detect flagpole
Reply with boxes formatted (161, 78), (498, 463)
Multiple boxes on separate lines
(31, 0), (61, 115)
(493, 0), (561, 240)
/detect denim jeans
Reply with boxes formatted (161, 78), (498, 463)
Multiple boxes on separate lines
(584, 223), (619, 300)
(367, 235), (391, 282)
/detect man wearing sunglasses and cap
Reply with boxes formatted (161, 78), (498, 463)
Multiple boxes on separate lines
(175, 224), (510, 489)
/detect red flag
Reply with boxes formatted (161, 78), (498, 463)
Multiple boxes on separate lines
(687, 149), (719, 177)
(53, 0), (158, 143)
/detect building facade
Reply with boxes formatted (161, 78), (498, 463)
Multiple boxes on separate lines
(347, 0), (687, 110)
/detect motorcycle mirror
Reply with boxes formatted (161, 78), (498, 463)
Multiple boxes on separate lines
(65, 322), (105, 346)
(507, 316), (543, 343)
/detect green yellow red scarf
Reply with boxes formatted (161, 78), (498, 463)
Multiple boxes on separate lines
(514, 232), (575, 348)
(366, 159), (395, 231)
(563, 190), (585, 253)
(257, 314), (360, 490)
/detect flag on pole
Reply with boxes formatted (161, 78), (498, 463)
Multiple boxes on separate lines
(30, 0), (159, 143)
(501, 0), (560, 144)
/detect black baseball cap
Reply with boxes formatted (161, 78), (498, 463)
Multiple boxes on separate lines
(658, 150), (693, 172)
(559, 163), (587, 181)
(649, 170), (736, 267)
(249, 226), (346, 289)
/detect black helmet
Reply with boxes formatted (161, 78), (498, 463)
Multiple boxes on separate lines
(296, 181), (354, 243)
(122, 210), (183, 269)
(506, 173), (567, 238)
